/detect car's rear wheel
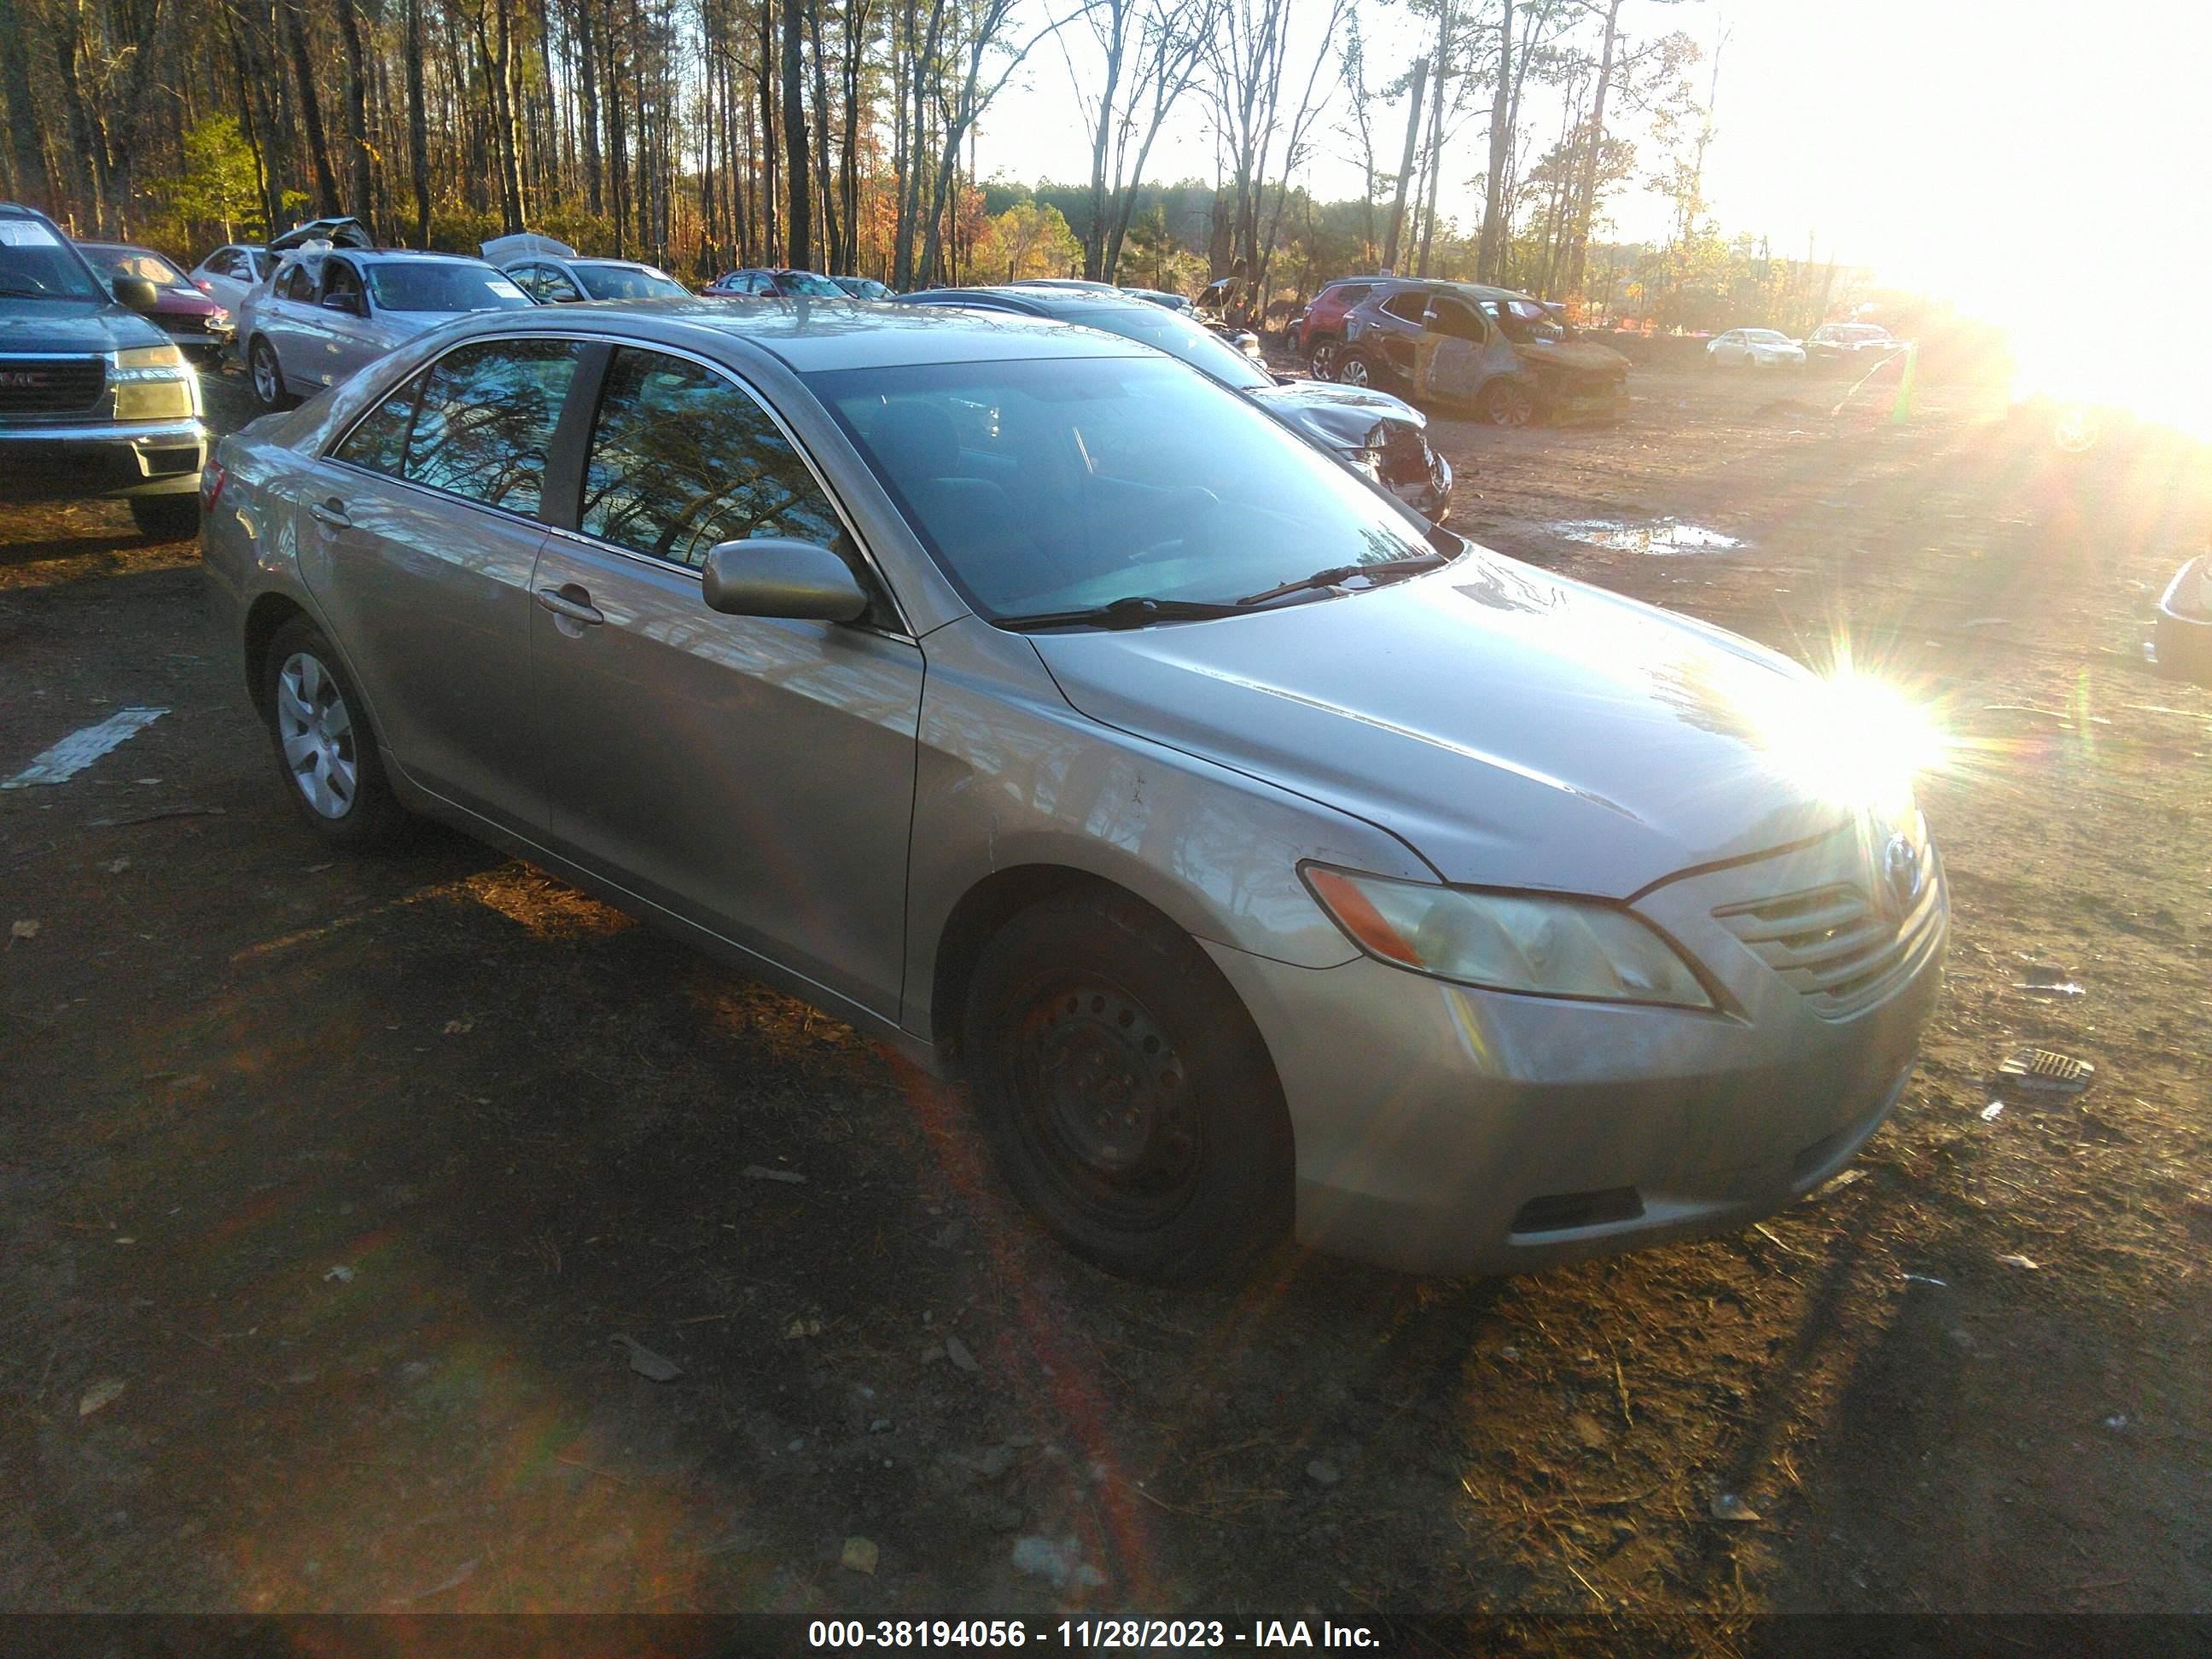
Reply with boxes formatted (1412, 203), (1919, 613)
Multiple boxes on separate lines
(249, 337), (290, 411)
(1335, 347), (1377, 388)
(1478, 377), (1536, 426)
(130, 495), (199, 542)
(963, 889), (1294, 1284)
(261, 617), (405, 849)
(1308, 338), (1342, 381)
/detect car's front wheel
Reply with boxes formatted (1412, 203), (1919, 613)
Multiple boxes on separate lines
(963, 888), (1294, 1284)
(1478, 377), (1536, 426)
(249, 337), (291, 411)
(129, 494), (199, 542)
(261, 617), (405, 848)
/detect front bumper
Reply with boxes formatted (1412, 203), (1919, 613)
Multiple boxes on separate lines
(2153, 556), (2212, 686)
(1204, 830), (1947, 1275)
(1388, 451), (1453, 521)
(0, 418), (208, 502)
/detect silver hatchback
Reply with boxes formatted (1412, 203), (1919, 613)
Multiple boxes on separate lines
(201, 302), (1947, 1282)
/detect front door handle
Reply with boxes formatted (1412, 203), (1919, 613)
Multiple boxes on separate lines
(535, 585), (604, 626)
(308, 498), (351, 530)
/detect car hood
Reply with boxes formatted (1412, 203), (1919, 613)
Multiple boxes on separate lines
(1249, 380), (1425, 448)
(1028, 550), (1854, 896)
(0, 298), (166, 352)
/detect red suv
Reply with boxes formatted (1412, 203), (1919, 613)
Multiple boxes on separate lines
(1295, 279), (1386, 378)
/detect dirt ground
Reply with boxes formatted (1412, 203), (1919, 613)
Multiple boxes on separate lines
(3, 360), (2209, 1637)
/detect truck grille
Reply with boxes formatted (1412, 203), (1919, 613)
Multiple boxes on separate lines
(0, 355), (106, 415)
(1714, 867), (1942, 1021)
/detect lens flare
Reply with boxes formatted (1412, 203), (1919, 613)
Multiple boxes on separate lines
(1745, 661), (1949, 815)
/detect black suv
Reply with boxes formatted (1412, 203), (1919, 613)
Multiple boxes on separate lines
(0, 201), (207, 538)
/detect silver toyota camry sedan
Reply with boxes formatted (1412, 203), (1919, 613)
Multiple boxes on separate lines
(200, 301), (1947, 1283)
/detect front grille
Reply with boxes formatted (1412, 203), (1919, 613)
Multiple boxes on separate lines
(1377, 420), (1433, 484)
(0, 355), (106, 415)
(1714, 866), (1941, 1021)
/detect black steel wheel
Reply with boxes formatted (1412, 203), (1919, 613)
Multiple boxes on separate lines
(964, 888), (1294, 1283)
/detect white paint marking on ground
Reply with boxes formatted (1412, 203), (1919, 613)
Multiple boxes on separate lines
(2, 707), (170, 789)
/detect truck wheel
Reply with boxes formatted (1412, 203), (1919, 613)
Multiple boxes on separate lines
(963, 888), (1294, 1284)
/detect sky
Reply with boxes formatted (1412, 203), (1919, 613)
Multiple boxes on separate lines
(972, 0), (2212, 323)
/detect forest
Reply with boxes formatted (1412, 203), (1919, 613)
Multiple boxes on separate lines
(0, 0), (1847, 328)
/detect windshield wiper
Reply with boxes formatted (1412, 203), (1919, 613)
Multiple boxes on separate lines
(1234, 552), (1451, 608)
(996, 594), (1252, 632)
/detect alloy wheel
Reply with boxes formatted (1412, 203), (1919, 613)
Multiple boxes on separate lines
(276, 652), (358, 819)
(1338, 355), (1371, 387)
(252, 342), (281, 406)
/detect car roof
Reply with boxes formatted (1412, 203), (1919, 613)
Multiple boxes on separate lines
(441, 297), (1154, 373)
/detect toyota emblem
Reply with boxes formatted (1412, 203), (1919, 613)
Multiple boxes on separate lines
(1882, 833), (1923, 912)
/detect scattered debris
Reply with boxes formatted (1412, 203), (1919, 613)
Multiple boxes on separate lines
(1710, 1493), (1761, 1523)
(1551, 517), (1745, 556)
(323, 1265), (356, 1284)
(86, 806), (227, 828)
(742, 1165), (807, 1185)
(1996, 1254), (2042, 1271)
(944, 1335), (981, 1374)
(441, 1018), (474, 1035)
(1010, 1535), (1105, 1590)
(1980, 1101), (2006, 1121)
(1902, 1273), (1949, 1288)
(1994, 1048), (2095, 1097)
(103, 857), (131, 875)
(9, 919), (38, 943)
(609, 1334), (683, 1382)
(870, 1417), (893, 1435)
(784, 1316), (824, 1341)
(79, 1378), (126, 1418)
(2012, 963), (2085, 998)
(1825, 1167), (1867, 1190)
(2, 707), (168, 789)
(2104, 1414), (2128, 1432)
(841, 1536), (880, 1575)
(1306, 1458), (1342, 1487)
(397, 1558), (478, 1603)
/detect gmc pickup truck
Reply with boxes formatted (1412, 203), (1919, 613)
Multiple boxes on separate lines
(0, 201), (207, 539)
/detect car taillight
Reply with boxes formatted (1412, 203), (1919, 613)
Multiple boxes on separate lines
(201, 463), (226, 509)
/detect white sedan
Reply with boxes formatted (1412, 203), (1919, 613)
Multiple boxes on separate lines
(1708, 328), (1806, 369)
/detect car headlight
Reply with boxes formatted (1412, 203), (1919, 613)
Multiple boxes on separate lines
(1302, 865), (1714, 1009)
(112, 343), (197, 421)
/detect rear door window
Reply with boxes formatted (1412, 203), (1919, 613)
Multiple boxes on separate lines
(401, 338), (586, 516)
(579, 346), (848, 571)
(1380, 290), (1430, 323)
(331, 370), (426, 476)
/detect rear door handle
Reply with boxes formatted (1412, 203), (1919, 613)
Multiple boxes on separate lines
(308, 499), (351, 529)
(535, 585), (604, 626)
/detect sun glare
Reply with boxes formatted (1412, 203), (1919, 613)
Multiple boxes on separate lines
(1744, 659), (1950, 818)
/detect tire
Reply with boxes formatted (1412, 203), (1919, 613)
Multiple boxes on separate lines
(963, 888), (1294, 1284)
(249, 336), (291, 411)
(130, 494), (199, 542)
(1477, 377), (1536, 427)
(1334, 347), (1377, 389)
(259, 616), (406, 849)
(1307, 338), (1342, 381)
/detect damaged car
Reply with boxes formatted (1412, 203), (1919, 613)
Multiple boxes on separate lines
(1311, 277), (1629, 426)
(2154, 555), (2212, 686)
(482, 233), (689, 303)
(897, 282), (1451, 520)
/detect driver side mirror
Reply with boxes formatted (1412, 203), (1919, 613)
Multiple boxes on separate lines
(701, 538), (870, 623)
(113, 276), (160, 313)
(321, 290), (365, 316)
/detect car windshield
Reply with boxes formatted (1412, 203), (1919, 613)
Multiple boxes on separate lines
(575, 262), (687, 300)
(776, 271), (846, 297)
(88, 247), (191, 289)
(0, 218), (105, 301)
(812, 355), (1441, 620)
(1056, 302), (1274, 392)
(366, 261), (535, 313)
